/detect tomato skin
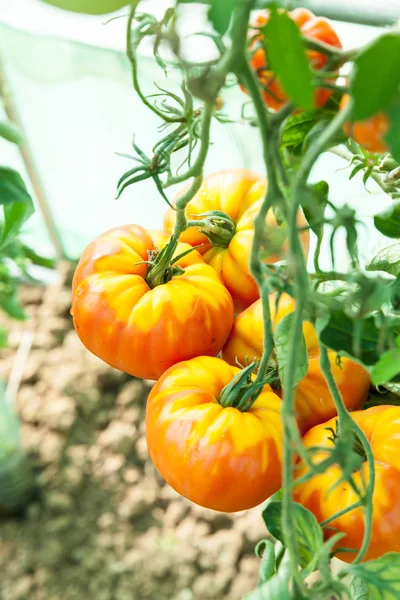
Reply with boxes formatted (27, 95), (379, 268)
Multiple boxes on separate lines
(222, 293), (370, 433)
(294, 405), (400, 562)
(249, 8), (342, 111)
(340, 94), (390, 153)
(146, 356), (283, 512)
(41, 0), (127, 14)
(164, 170), (309, 312)
(71, 225), (234, 380)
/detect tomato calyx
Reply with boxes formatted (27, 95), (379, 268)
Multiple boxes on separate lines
(145, 238), (197, 288)
(325, 420), (367, 470)
(219, 361), (277, 412)
(194, 211), (236, 248)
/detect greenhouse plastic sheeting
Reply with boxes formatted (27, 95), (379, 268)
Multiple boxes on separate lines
(0, 22), (393, 269)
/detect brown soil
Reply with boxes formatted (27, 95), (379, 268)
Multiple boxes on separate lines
(0, 264), (266, 600)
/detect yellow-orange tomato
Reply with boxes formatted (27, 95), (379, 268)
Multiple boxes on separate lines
(248, 8), (342, 111)
(146, 356), (283, 512)
(222, 293), (370, 433)
(71, 225), (234, 380)
(340, 94), (390, 153)
(294, 405), (400, 562)
(164, 170), (309, 312)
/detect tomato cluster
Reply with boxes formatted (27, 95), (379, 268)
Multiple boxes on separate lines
(72, 167), (391, 561)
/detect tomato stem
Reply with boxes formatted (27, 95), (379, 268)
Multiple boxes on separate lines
(195, 211), (236, 248)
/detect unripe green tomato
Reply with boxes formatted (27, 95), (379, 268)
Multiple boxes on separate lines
(41, 0), (128, 15)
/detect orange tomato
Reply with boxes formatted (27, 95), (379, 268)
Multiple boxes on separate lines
(222, 293), (370, 433)
(164, 170), (309, 312)
(294, 405), (400, 562)
(146, 356), (283, 512)
(340, 94), (390, 153)
(248, 8), (342, 111)
(71, 225), (234, 380)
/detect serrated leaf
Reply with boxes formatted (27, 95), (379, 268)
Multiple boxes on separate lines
(281, 109), (323, 150)
(317, 311), (400, 366)
(263, 9), (313, 110)
(367, 243), (400, 276)
(374, 202), (400, 239)
(275, 313), (308, 388)
(385, 99), (400, 162)
(350, 574), (370, 600)
(371, 338), (400, 385)
(349, 553), (400, 600)
(0, 122), (23, 145)
(262, 501), (323, 569)
(0, 167), (34, 250)
(351, 33), (400, 121)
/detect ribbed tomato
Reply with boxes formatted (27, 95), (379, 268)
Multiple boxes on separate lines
(294, 405), (400, 562)
(71, 225), (234, 380)
(146, 356), (283, 512)
(222, 293), (370, 433)
(164, 170), (309, 312)
(248, 8), (342, 110)
(340, 94), (390, 153)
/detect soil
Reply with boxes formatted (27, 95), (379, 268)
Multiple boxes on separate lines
(0, 264), (266, 600)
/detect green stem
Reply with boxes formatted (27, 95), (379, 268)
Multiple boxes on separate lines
(320, 500), (363, 528)
(127, 2), (183, 123)
(164, 102), (214, 187)
(319, 345), (375, 565)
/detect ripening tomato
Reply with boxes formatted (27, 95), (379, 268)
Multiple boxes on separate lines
(164, 170), (309, 312)
(41, 0), (127, 14)
(340, 94), (390, 153)
(146, 356), (284, 512)
(71, 225), (234, 380)
(248, 8), (342, 111)
(222, 293), (370, 433)
(294, 405), (400, 562)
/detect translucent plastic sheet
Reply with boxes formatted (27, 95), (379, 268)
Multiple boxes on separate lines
(0, 22), (392, 268)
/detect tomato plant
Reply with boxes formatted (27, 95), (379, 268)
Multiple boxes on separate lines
(248, 8), (342, 111)
(294, 405), (400, 562)
(71, 224), (234, 380)
(146, 355), (283, 512)
(222, 293), (370, 433)
(44, 0), (400, 595)
(164, 169), (309, 311)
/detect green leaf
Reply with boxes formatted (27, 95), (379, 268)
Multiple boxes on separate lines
(0, 122), (23, 145)
(255, 539), (276, 585)
(262, 501), (323, 569)
(385, 99), (400, 162)
(263, 8), (313, 110)
(0, 328), (8, 348)
(350, 574), (370, 600)
(245, 573), (291, 600)
(208, 0), (235, 35)
(367, 243), (400, 276)
(281, 110), (323, 150)
(371, 337), (400, 385)
(351, 33), (400, 121)
(374, 202), (400, 239)
(275, 312), (308, 388)
(302, 180), (328, 241)
(349, 553), (400, 599)
(0, 292), (25, 320)
(40, 0), (128, 14)
(318, 310), (400, 366)
(0, 167), (34, 250)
